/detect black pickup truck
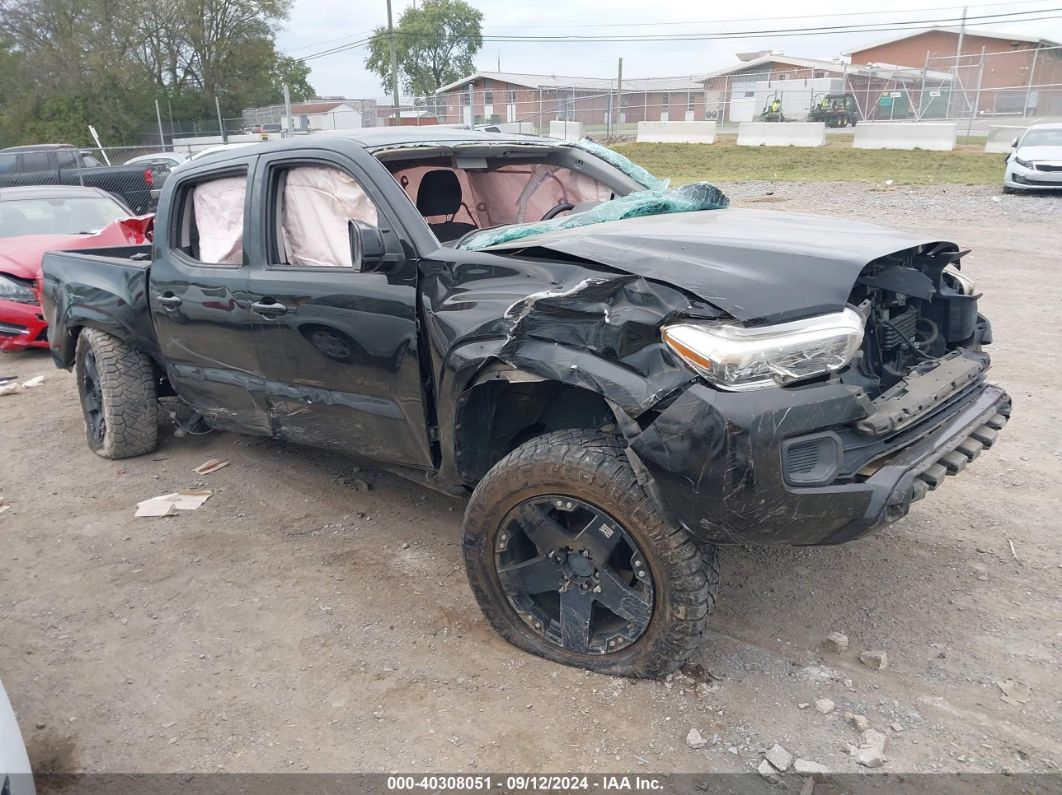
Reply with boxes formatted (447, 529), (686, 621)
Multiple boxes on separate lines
(40, 128), (1011, 677)
(0, 144), (166, 214)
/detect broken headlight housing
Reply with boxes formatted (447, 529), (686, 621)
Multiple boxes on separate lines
(662, 308), (865, 391)
(0, 274), (37, 304)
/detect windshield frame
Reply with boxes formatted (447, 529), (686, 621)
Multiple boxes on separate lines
(370, 140), (648, 247)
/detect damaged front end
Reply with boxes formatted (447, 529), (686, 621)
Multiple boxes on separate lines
(626, 242), (1011, 546)
(432, 205), (1009, 546)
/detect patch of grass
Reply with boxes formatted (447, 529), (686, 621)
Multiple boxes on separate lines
(613, 136), (1004, 186)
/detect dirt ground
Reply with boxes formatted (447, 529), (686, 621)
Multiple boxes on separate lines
(1, 183), (1059, 782)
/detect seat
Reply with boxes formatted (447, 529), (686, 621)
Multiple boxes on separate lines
(416, 170), (477, 242)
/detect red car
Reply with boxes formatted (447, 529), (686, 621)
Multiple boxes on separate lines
(0, 185), (152, 351)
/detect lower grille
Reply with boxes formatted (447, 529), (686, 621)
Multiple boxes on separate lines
(0, 322), (27, 337)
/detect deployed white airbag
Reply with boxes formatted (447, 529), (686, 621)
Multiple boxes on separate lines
(281, 166), (379, 267)
(193, 175), (246, 264)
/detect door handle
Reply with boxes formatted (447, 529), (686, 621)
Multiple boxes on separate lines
(156, 294), (182, 309)
(251, 299), (288, 317)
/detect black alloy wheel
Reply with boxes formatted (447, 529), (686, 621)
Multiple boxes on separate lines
(81, 347), (106, 444)
(494, 495), (654, 655)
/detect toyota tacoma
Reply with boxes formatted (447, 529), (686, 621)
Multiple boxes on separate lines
(40, 128), (1011, 677)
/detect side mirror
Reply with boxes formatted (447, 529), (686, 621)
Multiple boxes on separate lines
(348, 219), (386, 272)
(1011, 137), (1019, 148)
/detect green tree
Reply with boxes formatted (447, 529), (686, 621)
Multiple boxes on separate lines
(366, 0), (483, 97)
(0, 0), (314, 146)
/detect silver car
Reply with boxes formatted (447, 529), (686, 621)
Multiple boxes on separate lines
(0, 678), (33, 795)
(1003, 123), (1062, 193)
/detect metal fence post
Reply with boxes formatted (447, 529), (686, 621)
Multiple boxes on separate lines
(967, 46), (986, 138)
(1024, 45), (1040, 117)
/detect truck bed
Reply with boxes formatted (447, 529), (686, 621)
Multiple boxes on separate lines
(40, 245), (158, 369)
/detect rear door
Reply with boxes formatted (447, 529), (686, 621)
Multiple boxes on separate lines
(243, 147), (434, 468)
(149, 157), (274, 435)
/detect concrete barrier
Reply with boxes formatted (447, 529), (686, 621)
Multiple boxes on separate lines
(853, 122), (956, 151)
(490, 122), (536, 134)
(172, 133), (280, 154)
(636, 121), (717, 144)
(737, 122), (826, 147)
(984, 125), (1026, 153)
(548, 120), (584, 141)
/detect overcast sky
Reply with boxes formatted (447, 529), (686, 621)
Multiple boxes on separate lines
(276, 0), (1062, 98)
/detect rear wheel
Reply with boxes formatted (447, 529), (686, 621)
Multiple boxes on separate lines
(74, 329), (158, 459)
(462, 430), (718, 678)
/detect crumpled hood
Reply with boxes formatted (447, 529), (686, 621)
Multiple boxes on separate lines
(0, 216), (152, 281)
(1016, 145), (1062, 162)
(484, 207), (951, 323)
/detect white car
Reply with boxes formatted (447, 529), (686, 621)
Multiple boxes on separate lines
(1003, 123), (1062, 193)
(0, 678), (33, 795)
(123, 151), (189, 169)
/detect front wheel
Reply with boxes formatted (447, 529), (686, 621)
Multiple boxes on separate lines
(462, 430), (718, 678)
(74, 328), (159, 459)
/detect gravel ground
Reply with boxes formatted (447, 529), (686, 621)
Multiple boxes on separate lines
(1, 182), (1059, 785)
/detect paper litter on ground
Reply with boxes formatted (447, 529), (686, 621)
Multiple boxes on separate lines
(193, 458), (230, 475)
(135, 490), (213, 517)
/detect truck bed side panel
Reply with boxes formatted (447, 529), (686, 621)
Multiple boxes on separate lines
(41, 248), (158, 369)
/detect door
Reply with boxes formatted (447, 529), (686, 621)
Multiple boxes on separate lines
(244, 149), (434, 468)
(150, 160), (274, 435)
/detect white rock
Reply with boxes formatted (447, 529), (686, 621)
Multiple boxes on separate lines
(824, 632), (849, 653)
(685, 728), (708, 749)
(765, 744), (792, 772)
(849, 713), (869, 731)
(794, 758), (830, 775)
(814, 698), (835, 715)
(757, 758), (781, 783)
(21, 375), (45, 388)
(890, 722), (904, 732)
(859, 650), (888, 670)
(798, 702), (810, 710)
(861, 729), (887, 751)
(799, 778), (816, 795)
(856, 746), (884, 768)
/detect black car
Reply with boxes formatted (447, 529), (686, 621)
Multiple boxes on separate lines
(39, 128), (1010, 677)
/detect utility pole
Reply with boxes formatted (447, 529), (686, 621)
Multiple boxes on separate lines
(154, 99), (166, 148)
(615, 57), (623, 130)
(386, 0), (401, 125)
(215, 96), (226, 142)
(283, 84), (294, 137)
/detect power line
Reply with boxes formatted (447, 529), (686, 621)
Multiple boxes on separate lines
(482, 0), (1055, 29)
(295, 7), (1062, 61)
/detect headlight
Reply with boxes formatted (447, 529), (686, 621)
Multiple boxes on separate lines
(1014, 156), (1033, 169)
(0, 274), (37, 304)
(943, 263), (976, 296)
(662, 308), (865, 391)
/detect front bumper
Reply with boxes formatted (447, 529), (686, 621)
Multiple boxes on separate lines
(1004, 163), (1062, 189)
(0, 299), (48, 351)
(628, 370), (1011, 546)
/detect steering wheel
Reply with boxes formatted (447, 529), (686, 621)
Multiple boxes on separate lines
(541, 202), (575, 221)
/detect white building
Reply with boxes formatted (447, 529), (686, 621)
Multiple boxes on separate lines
(284, 101), (365, 131)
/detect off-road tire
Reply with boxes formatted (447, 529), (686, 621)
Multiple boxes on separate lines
(462, 429), (719, 678)
(74, 328), (158, 459)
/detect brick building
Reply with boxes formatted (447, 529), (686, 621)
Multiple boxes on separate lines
(845, 28), (1062, 116)
(431, 72), (706, 129)
(699, 54), (949, 122)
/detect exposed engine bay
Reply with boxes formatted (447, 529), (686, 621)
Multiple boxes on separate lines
(842, 244), (984, 400)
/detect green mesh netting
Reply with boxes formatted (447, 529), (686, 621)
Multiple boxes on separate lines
(458, 181), (730, 251)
